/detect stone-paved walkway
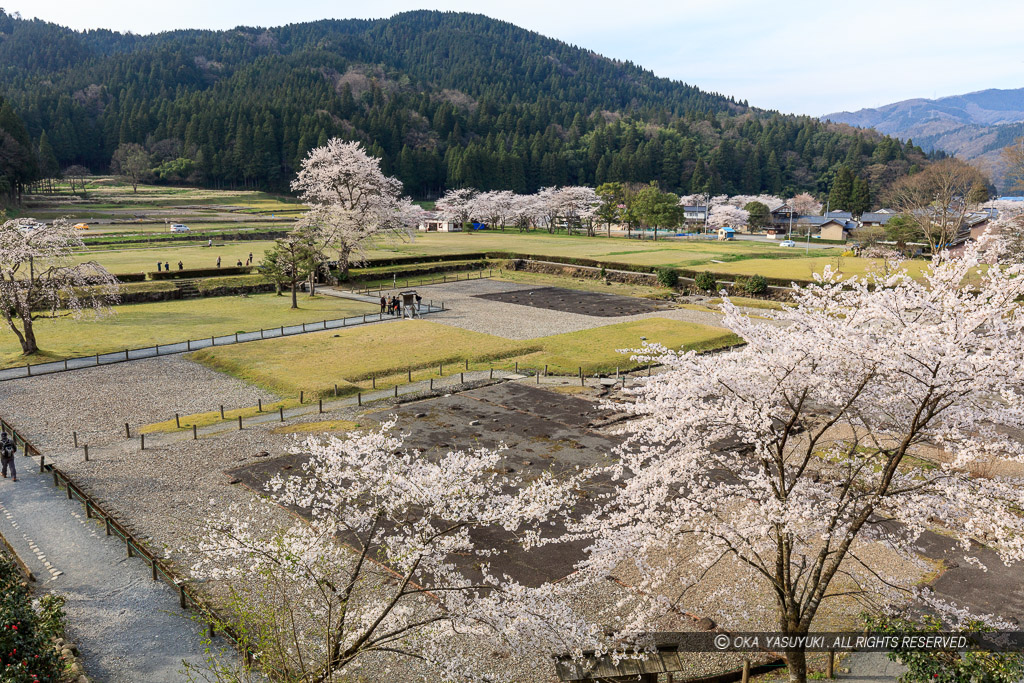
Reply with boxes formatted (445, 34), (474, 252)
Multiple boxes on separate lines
(0, 461), (224, 682)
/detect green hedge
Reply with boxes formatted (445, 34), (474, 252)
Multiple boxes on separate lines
(0, 555), (62, 682)
(149, 266), (254, 280)
(111, 272), (147, 282)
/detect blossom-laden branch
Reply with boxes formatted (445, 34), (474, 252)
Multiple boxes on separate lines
(565, 234), (1024, 683)
(0, 217), (120, 355)
(189, 422), (588, 682)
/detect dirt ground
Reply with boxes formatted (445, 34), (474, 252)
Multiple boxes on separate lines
(474, 285), (677, 317)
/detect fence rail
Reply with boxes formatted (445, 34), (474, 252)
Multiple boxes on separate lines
(341, 268), (493, 296)
(0, 303), (444, 382)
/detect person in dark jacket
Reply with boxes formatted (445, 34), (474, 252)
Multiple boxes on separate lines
(157, 262), (162, 272)
(0, 431), (16, 482)
(380, 295), (387, 315)
(178, 261), (184, 270)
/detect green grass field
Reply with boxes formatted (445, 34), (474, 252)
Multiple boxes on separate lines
(187, 317), (739, 400)
(0, 294), (376, 368)
(71, 241), (276, 274)
(690, 255), (929, 281)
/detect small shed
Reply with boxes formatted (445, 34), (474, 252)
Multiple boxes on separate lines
(818, 219), (854, 241)
(400, 290), (419, 318)
(717, 227), (736, 241)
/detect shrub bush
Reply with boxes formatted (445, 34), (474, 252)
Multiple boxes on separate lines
(743, 274), (768, 295)
(0, 555), (62, 682)
(694, 271), (717, 292)
(656, 267), (679, 288)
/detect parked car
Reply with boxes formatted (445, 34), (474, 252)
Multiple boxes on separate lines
(73, 222), (90, 230)
(169, 224), (190, 233)
(779, 240), (796, 247)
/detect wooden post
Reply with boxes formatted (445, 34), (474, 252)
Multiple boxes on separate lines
(279, 406), (284, 422)
(96, 354), (99, 366)
(489, 368), (493, 379)
(318, 398), (323, 414)
(460, 372), (464, 384)
(152, 559), (159, 581)
(175, 413), (180, 428)
(141, 434), (145, 450)
(430, 378), (433, 391)
(465, 359), (469, 370)
(220, 405), (225, 419)
(280, 326), (284, 336)
(155, 343), (160, 354)
(179, 584), (187, 609)
(237, 415), (242, 430)
(127, 538), (133, 558)
(192, 425), (197, 440)
(545, 364), (548, 376)
(210, 336), (214, 346)
(105, 516), (112, 536)
(372, 376), (376, 389)
(358, 393), (362, 406)
(39, 455), (44, 473)
(125, 349), (129, 360)
(536, 371), (540, 384)
(258, 399), (262, 412)
(260, 329), (264, 339)
(741, 659), (750, 683)
(300, 391), (304, 404)
(125, 422), (131, 438)
(408, 368), (411, 382)
(394, 385), (398, 397)
(83, 446), (89, 462)
(235, 332), (239, 342)
(827, 650), (834, 679)
(439, 363), (443, 376)
(187, 339), (191, 350)
(73, 431), (78, 448)
(64, 359), (68, 371)
(333, 384), (338, 397)
(302, 322), (306, 332)
(515, 361), (518, 373)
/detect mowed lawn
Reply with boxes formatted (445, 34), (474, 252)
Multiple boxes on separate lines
(61, 232), (840, 278)
(70, 241), (277, 274)
(188, 318), (740, 398)
(0, 294), (376, 368)
(690, 255), (930, 281)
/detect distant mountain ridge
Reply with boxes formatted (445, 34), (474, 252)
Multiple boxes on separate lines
(0, 9), (927, 200)
(822, 88), (1024, 190)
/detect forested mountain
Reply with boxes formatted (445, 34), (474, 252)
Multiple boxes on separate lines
(823, 88), (1024, 191)
(0, 10), (929, 201)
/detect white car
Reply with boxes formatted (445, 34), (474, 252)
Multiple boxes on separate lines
(779, 240), (796, 247)
(169, 224), (190, 233)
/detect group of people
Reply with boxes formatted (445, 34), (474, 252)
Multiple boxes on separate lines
(379, 292), (423, 319)
(214, 253), (254, 268)
(156, 261), (184, 272)
(1, 431), (17, 482)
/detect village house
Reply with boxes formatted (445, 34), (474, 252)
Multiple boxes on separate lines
(417, 213), (460, 232)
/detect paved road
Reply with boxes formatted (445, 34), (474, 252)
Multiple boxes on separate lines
(0, 460), (223, 682)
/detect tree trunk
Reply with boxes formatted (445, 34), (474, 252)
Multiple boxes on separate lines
(785, 647), (807, 683)
(290, 279), (298, 309)
(19, 317), (38, 355)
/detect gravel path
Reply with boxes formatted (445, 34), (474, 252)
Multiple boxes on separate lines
(0, 355), (279, 454)
(0, 461), (222, 682)
(399, 279), (731, 339)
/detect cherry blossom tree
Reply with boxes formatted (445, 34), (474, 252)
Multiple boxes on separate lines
(708, 204), (749, 230)
(434, 188), (478, 230)
(566, 235), (1024, 682)
(0, 218), (120, 355)
(788, 192), (822, 217)
(189, 422), (576, 683)
(508, 193), (541, 232)
(469, 190), (515, 231)
(291, 139), (417, 276)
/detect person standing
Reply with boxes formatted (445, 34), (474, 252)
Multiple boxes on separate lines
(178, 261), (184, 270)
(380, 295), (387, 315)
(164, 261), (170, 272)
(157, 262), (162, 272)
(217, 256), (221, 268)
(0, 431), (16, 482)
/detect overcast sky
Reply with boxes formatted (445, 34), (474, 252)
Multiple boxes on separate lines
(14, 0), (1024, 116)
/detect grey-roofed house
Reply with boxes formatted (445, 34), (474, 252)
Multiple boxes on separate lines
(859, 212), (895, 227)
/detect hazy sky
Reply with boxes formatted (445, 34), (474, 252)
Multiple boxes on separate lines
(14, 0), (1024, 116)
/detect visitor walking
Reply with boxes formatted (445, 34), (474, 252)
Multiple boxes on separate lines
(217, 256), (221, 268)
(178, 261), (184, 270)
(157, 262), (162, 272)
(0, 431), (16, 482)
(207, 239), (213, 247)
